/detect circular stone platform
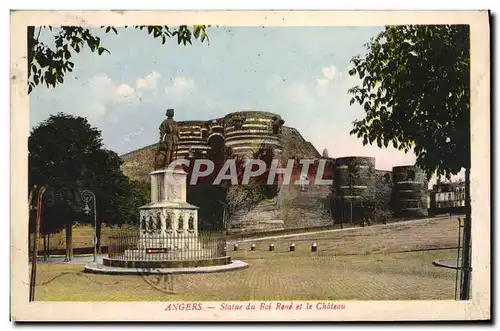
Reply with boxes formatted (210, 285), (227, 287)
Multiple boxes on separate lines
(433, 259), (463, 270)
(102, 256), (232, 269)
(84, 260), (248, 275)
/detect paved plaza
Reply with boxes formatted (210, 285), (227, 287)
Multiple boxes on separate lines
(32, 217), (460, 301)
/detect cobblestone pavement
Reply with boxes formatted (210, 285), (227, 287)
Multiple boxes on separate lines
(34, 217), (460, 301)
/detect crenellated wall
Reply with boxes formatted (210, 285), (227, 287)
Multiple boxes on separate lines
(170, 111), (284, 161)
(223, 111), (283, 157)
(176, 121), (210, 159)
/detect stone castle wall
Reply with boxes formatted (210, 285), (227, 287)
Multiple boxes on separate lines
(173, 111), (284, 160)
(120, 111), (317, 183)
(120, 111), (429, 233)
(392, 165), (429, 217)
(121, 143), (159, 183)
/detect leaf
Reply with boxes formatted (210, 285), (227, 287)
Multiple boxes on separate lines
(86, 39), (95, 51)
(193, 25), (201, 39)
(97, 47), (110, 56)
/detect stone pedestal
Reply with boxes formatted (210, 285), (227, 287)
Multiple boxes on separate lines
(126, 168), (202, 258)
(85, 164), (249, 274)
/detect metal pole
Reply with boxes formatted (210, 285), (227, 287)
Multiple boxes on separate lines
(80, 190), (97, 263)
(29, 184), (37, 302)
(29, 185), (46, 302)
(92, 191), (97, 262)
(454, 217), (463, 300)
(350, 200), (353, 224)
(460, 167), (472, 300)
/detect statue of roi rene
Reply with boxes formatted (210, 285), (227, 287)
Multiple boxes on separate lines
(155, 108), (180, 169)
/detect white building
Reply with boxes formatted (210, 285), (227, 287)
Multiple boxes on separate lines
(434, 182), (465, 209)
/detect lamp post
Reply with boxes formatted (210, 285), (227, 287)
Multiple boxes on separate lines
(80, 190), (97, 262)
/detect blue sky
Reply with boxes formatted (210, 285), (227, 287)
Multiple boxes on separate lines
(30, 25), (420, 171)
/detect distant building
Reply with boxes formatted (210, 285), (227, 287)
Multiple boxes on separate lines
(431, 180), (465, 210)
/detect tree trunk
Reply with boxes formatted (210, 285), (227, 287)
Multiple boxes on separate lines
(47, 233), (50, 260)
(64, 221), (73, 261)
(96, 219), (102, 254)
(460, 167), (472, 300)
(27, 26), (34, 76)
(43, 234), (47, 261)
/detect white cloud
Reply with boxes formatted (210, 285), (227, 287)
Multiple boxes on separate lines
(165, 76), (196, 95)
(315, 65), (350, 95)
(81, 74), (139, 119)
(321, 65), (344, 82)
(84, 102), (107, 121)
(116, 83), (135, 98)
(88, 74), (136, 104)
(136, 71), (162, 90)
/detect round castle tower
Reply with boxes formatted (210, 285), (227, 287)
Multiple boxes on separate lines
(173, 111), (284, 160)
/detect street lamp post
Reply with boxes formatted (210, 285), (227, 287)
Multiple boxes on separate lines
(80, 190), (97, 262)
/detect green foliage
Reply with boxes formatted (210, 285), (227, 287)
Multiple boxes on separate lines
(27, 25), (209, 93)
(116, 180), (150, 226)
(187, 183), (227, 231)
(348, 25), (470, 179)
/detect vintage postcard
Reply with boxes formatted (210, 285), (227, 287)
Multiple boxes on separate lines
(10, 10), (490, 321)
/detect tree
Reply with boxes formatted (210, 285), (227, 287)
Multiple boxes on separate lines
(28, 113), (133, 260)
(348, 25), (469, 179)
(322, 148), (329, 158)
(116, 180), (150, 226)
(27, 25), (209, 93)
(347, 25), (471, 299)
